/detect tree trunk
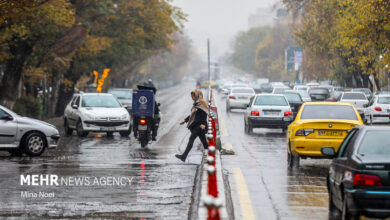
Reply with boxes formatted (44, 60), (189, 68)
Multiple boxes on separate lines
(361, 74), (370, 88)
(345, 74), (353, 87)
(55, 80), (74, 117)
(0, 41), (32, 108)
(55, 61), (78, 117)
(48, 72), (62, 117)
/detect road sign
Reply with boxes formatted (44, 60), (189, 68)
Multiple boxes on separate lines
(285, 46), (303, 73)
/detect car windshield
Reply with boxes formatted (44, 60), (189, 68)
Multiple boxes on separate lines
(378, 97), (390, 104)
(254, 96), (288, 106)
(309, 88), (329, 94)
(0, 105), (14, 115)
(320, 86), (333, 92)
(108, 90), (132, 100)
(232, 88), (254, 94)
(342, 93), (366, 100)
(81, 95), (121, 108)
(297, 90), (310, 98)
(282, 93), (302, 102)
(358, 131), (390, 155)
(300, 105), (358, 120)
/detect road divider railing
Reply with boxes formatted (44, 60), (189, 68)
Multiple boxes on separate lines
(203, 87), (222, 220)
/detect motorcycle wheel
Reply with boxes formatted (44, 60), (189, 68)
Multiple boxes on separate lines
(141, 139), (148, 148)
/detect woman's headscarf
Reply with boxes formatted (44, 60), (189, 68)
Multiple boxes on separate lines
(191, 90), (209, 112)
(187, 90), (209, 128)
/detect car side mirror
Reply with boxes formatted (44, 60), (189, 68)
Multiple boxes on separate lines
(72, 104), (78, 109)
(246, 104), (249, 108)
(321, 147), (336, 158)
(158, 103), (161, 107)
(363, 104), (368, 108)
(1, 115), (13, 121)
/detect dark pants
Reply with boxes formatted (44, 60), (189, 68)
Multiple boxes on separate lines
(181, 127), (208, 160)
(152, 117), (160, 138)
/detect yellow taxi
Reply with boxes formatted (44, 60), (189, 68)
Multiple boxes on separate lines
(200, 80), (217, 89)
(287, 102), (363, 168)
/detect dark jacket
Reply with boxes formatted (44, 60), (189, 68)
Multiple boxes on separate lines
(184, 108), (208, 131)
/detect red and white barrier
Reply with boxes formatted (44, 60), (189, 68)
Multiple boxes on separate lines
(203, 87), (221, 220)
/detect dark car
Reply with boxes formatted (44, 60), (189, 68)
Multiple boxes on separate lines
(308, 88), (330, 101)
(322, 126), (390, 219)
(260, 83), (273, 93)
(278, 90), (303, 120)
(329, 90), (343, 102)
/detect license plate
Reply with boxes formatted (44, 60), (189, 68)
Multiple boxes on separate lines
(238, 97), (247, 100)
(318, 130), (343, 136)
(263, 111), (279, 116)
(100, 127), (115, 131)
(138, 125), (147, 131)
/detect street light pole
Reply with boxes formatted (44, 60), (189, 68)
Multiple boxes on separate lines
(208, 39), (211, 82)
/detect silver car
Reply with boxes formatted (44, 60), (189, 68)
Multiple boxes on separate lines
(226, 87), (255, 111)
(0, 105), (60, 156)
(364, 95), (390, 124)
(340, 92), (368, 119)
(244, 94), (293, 134)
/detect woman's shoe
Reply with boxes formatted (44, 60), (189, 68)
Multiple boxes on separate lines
(175, 154), (185, 162)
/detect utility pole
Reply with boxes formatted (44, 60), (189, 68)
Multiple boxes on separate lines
(207, 39), (211, 82)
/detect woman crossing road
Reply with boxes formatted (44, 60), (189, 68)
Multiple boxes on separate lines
(176, 90), (209, 162)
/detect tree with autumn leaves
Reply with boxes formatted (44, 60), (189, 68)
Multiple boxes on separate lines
(283, 0), (390, 88)
(0, 0), (189, 117)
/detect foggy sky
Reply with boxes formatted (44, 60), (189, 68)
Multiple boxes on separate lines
(173, 0), (277, 59)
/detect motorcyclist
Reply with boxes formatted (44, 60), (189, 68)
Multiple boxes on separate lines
(143, 79), (160, 141)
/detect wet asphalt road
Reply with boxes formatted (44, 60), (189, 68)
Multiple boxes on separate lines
(0, 83), (204, 219)
(216, 93), (331, 220)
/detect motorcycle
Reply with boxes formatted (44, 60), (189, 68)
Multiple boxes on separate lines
(132, 86), (160, 148)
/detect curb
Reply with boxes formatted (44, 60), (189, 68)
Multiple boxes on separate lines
(197, 150), (229, 219)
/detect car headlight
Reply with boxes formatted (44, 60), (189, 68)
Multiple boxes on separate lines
(121, 113), (129, 120)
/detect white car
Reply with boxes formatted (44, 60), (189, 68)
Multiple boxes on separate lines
(272, 86), (290, 93)
(271, 82), (285, 87)
(352, 88), (373, 100)
(340, 92), (368, 119)
(244, 94), (293, 134)
(64, 93), (131, 137)
(226, 87), (255, 111)
(297, 90), (311, 102)
(220, 84), (232, 96)
(0, 105), (60, 156)
(293, 85), (309, 92)
(306, 82), (320, 87)
(364, 95), (390, 124)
